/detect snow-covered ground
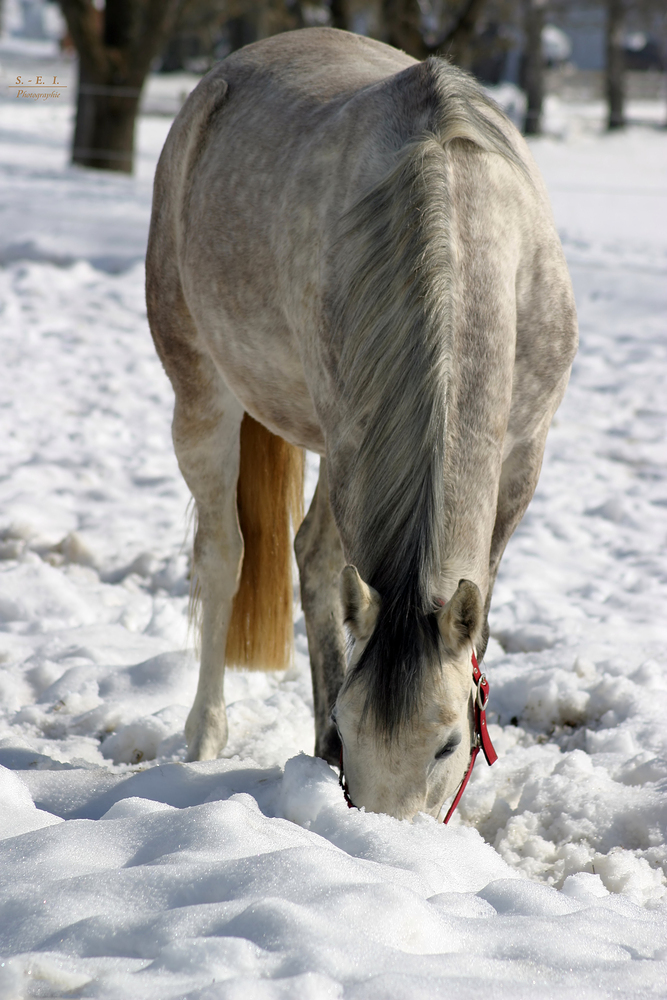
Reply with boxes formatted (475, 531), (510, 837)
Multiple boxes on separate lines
(1, 51), (666, 999)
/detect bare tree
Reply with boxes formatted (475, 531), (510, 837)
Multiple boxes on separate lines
(160, 0), (228, 71)
(522, 0), (545, 134)
(444, 0), (488, 68)
(59, 0), (184, 172)
(381, 0), (488, 67)
(382, 0), (424, 56)
(606, 0), (625, 128)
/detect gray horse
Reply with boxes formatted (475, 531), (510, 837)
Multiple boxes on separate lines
(146, 27), (577, 821)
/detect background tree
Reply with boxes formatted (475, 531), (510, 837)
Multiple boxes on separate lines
(606, 0), (625, 128)
(329, 0), (350, 32)
(522, 0), (545, 134)
(209, 0), (306, 57)
(160, 0), (228, 71)
(381, 0), (489, 67)
(59, 0), (184, 172)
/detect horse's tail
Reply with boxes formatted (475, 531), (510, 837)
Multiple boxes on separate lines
(225, 414), (305, 671)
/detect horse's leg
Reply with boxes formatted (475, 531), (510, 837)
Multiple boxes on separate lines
(172, 364), (244, 762)
(484, 258), (578, 660)
(294, 463), (346, 764)
(482, 421), (553, 660)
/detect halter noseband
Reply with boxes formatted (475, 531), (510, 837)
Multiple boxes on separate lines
(337, 648), (498, 822)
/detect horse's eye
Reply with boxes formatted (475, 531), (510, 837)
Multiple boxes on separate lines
(435, 733), (461, 760)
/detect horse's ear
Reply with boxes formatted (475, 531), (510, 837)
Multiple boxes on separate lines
(437, 579), (483, 654)
(340, 565), (381, 641)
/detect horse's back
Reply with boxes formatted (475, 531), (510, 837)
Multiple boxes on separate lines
(217, 26), (415, 97)
(148, 31), (420, 448)
(147, 29), (575, 452)
(152, 28), (417, 226)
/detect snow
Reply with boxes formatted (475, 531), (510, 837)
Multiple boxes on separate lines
(1, 51), (666, 998)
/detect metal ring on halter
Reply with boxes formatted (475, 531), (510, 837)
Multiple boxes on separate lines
(476, 675), (489, 711)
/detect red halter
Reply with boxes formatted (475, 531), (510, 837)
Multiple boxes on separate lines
(337, 648), (498, 820)
(442, 649), (497, 824)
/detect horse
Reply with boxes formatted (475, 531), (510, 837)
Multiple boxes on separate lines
(146, 27), (577, 821)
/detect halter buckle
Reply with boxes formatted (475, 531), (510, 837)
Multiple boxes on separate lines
(476, 674), (490, 711)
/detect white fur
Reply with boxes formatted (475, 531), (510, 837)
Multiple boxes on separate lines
(146, 29), (577, 816)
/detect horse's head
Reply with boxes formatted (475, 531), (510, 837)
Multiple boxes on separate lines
(333, 567), (484, 821)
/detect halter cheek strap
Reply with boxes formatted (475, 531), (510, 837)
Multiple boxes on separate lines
(443, 649), (497, 824)
(337, 649), (498, 820)
(338, 747), (355, 809)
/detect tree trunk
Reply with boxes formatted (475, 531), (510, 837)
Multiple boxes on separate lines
(226, 15), (257, 53)
(522, 0), (544, 135)
(59, 0), (183, 173)
(72, 65), (140, 171)
(329, 0), (349, 33)
(606, 0), (625, 130)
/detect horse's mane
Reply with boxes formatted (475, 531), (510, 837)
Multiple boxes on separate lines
(327, 58), (526, 737)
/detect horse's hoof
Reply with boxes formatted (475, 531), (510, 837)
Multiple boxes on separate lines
(184, 705), (228, 761)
